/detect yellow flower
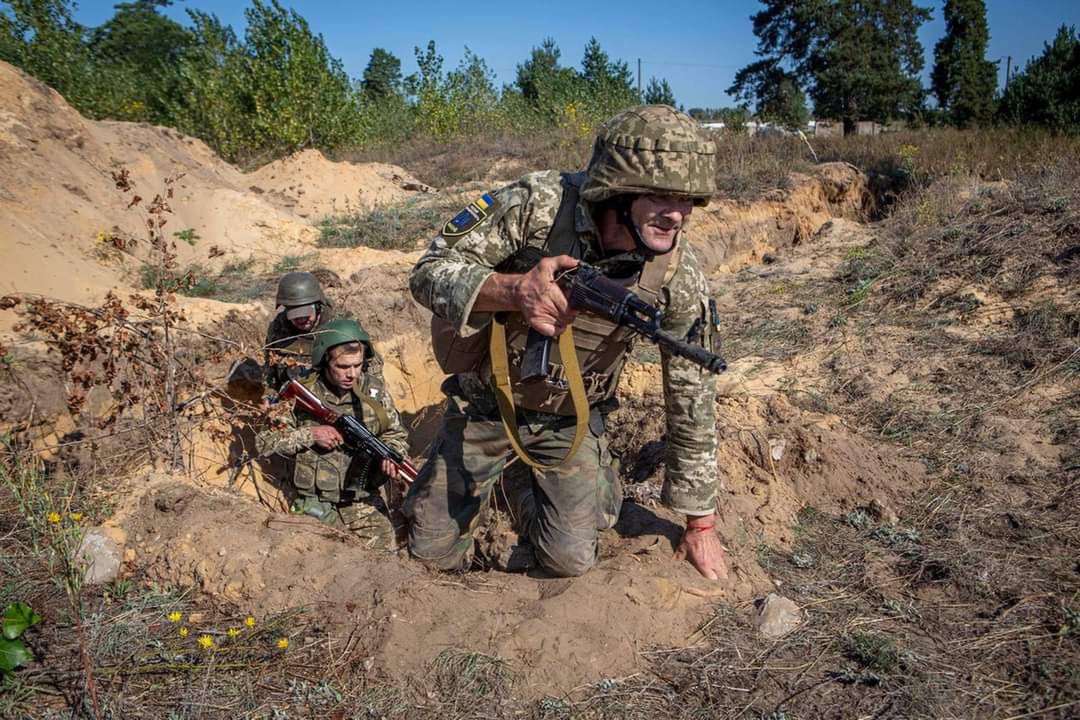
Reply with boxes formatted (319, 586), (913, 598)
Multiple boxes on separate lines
(276, 638), (289, 650)
(168, 611), (182, 623)
(69, 512), (83, 522)
(227, 628), (240, 638)
(198, 635), (214, 650)
(244, 616), (256, 629)
(179, 627), (189, 638)
(47, 512), (61, 524)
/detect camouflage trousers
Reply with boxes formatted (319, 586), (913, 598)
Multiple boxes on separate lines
(403, 392), (622, 577)
(292, 491), (397, 550)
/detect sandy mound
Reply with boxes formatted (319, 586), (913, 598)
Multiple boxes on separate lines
(248, 150), (432, 219)
(0, 61), (423, 323)
(112, 473), (768, 696)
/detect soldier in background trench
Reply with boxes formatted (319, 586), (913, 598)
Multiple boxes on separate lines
(257, 319), (409, 548)
(405, 105), (729, 580)
(264, 271), (336, 390)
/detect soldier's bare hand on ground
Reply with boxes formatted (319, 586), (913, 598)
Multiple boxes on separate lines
(514, 255), (579, 336)
(674, 514), (730, 581)
(311, 425), (344, 450)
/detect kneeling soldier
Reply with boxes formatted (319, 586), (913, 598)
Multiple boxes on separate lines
(257, 319), (409, 548)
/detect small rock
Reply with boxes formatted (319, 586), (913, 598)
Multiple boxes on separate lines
(754, 593), (803, 639)
(762, 253), (778, 264)
(76, 528), (122, 585)
(868, 498), (899, 525)
(769, 438), (787, 462)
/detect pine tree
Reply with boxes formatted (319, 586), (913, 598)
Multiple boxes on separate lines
(644, 77), (676, 106)
(361, 48), (402, 101)
(998, 25), (1080, 134)
(931, 0), (997, 127)
(729, 0), (930, 133)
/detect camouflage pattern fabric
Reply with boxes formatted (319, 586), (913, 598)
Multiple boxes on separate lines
(408, 170), (720, 516)
(403, 383), (621, 576)
(257, 372), (408, 548)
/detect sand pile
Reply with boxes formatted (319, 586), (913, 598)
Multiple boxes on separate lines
(0, 61), (425, 317)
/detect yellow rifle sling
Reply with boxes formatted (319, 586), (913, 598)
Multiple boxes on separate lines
(490, 318), (589, 470)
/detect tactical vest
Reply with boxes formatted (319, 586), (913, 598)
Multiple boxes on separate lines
(496, 175), (679, 417)
(290, 372), (390, 502)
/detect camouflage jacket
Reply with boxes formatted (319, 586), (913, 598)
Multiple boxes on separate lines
(256, 372), (409, 503)
(409, 170), (719, 514)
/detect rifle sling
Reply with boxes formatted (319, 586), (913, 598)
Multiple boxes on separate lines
(490, 320), (589, 470)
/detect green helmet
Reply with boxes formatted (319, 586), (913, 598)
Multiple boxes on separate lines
(310, 318), (371, 367)
(580, 104), (717, 206)
(275, 271), (323, 307)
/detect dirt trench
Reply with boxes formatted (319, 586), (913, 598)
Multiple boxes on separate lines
(88, 161), (929, 696)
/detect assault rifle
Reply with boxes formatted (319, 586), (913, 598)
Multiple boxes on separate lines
(520, 262), (727, 382)
(278, 378), (419, 485)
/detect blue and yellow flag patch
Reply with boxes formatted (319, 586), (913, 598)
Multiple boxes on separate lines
(443, 193), (496, 238)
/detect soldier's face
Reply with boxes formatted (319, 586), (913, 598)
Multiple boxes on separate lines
(289, 308), (318, 332)
(325, 349), (364, 392)
(630, 194), (694, 254)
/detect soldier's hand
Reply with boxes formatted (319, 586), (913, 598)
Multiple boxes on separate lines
(674, 514), (730, 581)
(380, 458), (399, 480)
(311, 425), (344, 450)
(514, 255), (579, 337)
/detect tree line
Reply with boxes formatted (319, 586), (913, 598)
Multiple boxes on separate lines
(1, 0), (1077, 168)
(0, 0), (681, 164)
(730, 0), (1079, 134)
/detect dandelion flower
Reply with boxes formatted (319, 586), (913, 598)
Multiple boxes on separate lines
(69, 512), (83, 522)
(168, 611), (182, 623)
(179, 627), (189, 638)
(276, 637), (289, 650)
(244, 616), (256, 629)
(47, 512), (61, 524)
(198, 635), (214, 650)
(227, 627), (240, 639)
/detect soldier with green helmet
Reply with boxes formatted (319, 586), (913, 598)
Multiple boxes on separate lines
(257, 318), (409, 548)
(405, 105), (729, 579)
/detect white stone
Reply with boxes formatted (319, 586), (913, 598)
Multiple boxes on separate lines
(755, 593), (803, 639)
(769, 438), (787, 462)
(76, 528), (122, 585)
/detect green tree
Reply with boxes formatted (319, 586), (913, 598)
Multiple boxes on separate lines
(361, 47), (402, 100)
(998, 25), (1080, 133)
(0, 0), (94, 108)
(578, 37), (638, 122)
(644, 77), (676, 106)
(87, 1), (192, 122)
(757, 69), (809, 128)
(515, 37), (562, 101)
(931, 0), (997, 127)
(238, 0), (360, 158)
(730, 0), (930, 133)
(168, 10), (249, 160)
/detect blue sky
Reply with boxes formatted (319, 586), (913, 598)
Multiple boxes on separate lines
(71, 0), (1080, 109)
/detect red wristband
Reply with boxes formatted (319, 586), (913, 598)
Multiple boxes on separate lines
(686, 522), (715, 533)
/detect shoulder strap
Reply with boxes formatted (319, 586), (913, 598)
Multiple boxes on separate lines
(352, 377), (391, 434)
(542, 174), (584, 260)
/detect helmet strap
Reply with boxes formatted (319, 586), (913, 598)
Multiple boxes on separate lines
(616, 196), (657, 259)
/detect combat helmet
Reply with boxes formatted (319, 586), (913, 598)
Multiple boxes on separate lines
(275, 271), (324, 308)
(311, 318), (372, 368)
(580, 104), (717, 206)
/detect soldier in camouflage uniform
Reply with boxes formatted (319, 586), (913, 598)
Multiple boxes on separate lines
(405, 105), (729, 579)
(257, 319), (409, 549)
(264, 271), (336, 390)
